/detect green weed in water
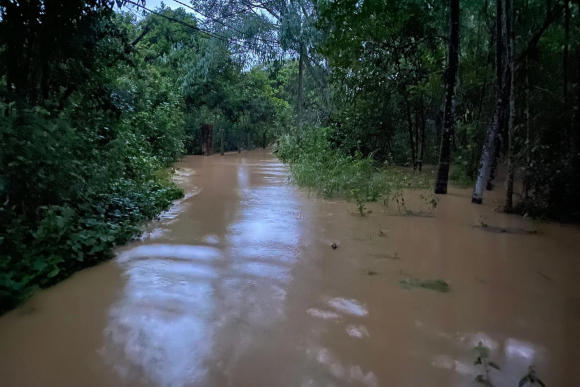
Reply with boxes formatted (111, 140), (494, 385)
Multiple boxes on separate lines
(399, 278), (450, 293)
(276, 128), (435, 213)
(518, 367), (546, 387)
(473, 342), (501, 386)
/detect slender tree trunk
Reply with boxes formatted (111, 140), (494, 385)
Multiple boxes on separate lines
(573, 47), (580, 151)
(504, 0), (516, 212)
(564, 0), (570, 108)
(405, 100), (417, 170)
(263, 132), (266, 149)
(297, 45), (304, 136)
(473, 0), (504, 203)
(414, 105), (420, 169)
(564, 0), (571, 141)
(486, 7), (506, 191)
(419, 92), (426, 171)
(435, 0), (460, 194)
(220, 130), (224, 156)
(524, 57), (531, 199)
(573, 1), (580, 151)
(486, 105), (505, 190)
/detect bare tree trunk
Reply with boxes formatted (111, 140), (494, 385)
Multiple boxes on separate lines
(573, 1), (580, 151)
(564, 0), (570, 108)
(297, 45), (304, 137)
(419, 92), (426, 171)
(414, 105), (420, 169)
(504, 0), (516, 212)
(573, 47), (580, 151)
(564, 0), (571, 141)
(487, 6), (506, 191)
(473, 0), (504, 203)
(435, 0), (460, 194)
(487, 103), (506, 190)
(220, 130), (224, 156)
(406, 100), (417, 170)
(201, 124), (214, 156)
(263, 132), (266, 149)
(523, 57), (531, 199)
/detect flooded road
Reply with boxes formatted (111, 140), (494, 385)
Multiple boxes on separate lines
(1, 149), (579, 387)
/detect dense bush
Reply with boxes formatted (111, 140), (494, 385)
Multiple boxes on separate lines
(0, 101), (184, 314)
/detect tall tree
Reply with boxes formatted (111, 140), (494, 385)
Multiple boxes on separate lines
(473, 0), (505, 204)
(435, 0), (460, 194)
(504, 0), (516, 212)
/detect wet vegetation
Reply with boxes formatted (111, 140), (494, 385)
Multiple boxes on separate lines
(473, 342), (547, 387)
(276, 127), (433, 208)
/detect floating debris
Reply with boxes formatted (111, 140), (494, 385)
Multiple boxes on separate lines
(400, 278), (450, 293)
(367, 270), (378, 276)
(370, 252), (399, 260)
(331, 242), (338, 250)
(476, 224), (541, 235)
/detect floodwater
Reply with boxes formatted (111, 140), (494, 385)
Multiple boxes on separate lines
(1, 149), (579, 387)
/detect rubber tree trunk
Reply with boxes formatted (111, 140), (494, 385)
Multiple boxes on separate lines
(524, 57), (531, 199)
(573, 1), (580, 151)
(435, 0), (460, 194)
(564, 0), (571, 141)
(201, 124), (214, 156)
(263, 132), (266, 149)
(504, 0), (516, 212)
(405, 101), (416, 170)
(564, 0), (570, 112)
(419, 92), (426, 172)
(297, 45), (304, 137)
(573, 46), (580, 151)
(414, 106), (420, 169)
(486, 107), (505, 190)
(220, 130), (224, 156)
(472, 0), (504, 204)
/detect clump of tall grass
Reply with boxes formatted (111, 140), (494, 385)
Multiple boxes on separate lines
(276, 127), (432, 208)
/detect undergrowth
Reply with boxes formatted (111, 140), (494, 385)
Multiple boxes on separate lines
(276, 127), (434, 211)
(0, 106), (184, 315)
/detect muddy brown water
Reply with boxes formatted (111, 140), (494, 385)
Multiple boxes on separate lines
(1, 149), (579, 387)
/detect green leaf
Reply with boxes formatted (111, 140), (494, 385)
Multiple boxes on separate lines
(32, 261), (48, 272)
(47, 269), (60, 278)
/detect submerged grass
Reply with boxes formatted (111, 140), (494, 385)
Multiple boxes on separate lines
(276, 128), (434, 210)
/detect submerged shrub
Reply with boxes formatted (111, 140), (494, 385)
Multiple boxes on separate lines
(277, 127), (432, 205)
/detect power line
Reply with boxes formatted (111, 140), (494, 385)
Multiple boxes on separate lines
(170, 0), (280, 46)
(125, 0), (280, 55)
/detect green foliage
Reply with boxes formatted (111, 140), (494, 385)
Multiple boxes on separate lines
(277, 127), (432, 209)
(0, 4), (190, 314)
(450, 163), (475, 187)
